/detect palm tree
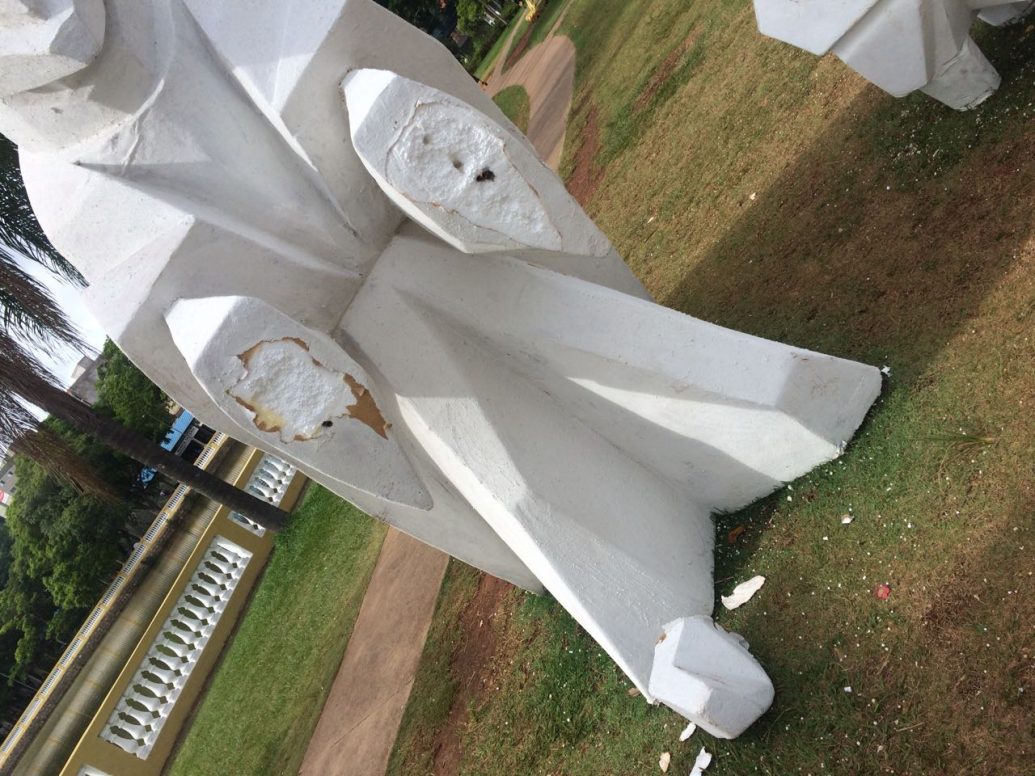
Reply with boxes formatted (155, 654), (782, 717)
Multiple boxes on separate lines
(0, 135), (287, 532)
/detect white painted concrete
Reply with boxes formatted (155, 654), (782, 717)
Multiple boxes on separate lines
(0, 0), (105, 98)
(754, 0), (1034, 109)
(0, 0), (883, 737)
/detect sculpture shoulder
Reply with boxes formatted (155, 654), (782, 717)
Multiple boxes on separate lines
(19, 150), (190, 284)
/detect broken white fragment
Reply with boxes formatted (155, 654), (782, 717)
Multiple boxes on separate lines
(679, 722), (697, 742)
(721, 575), (766, 610)
(658, 751), (671, 772)
(841, 514), (854, 525)
(844, 686), (853, 693)
(880, 365), (891, 376)
(689, 747), (713, 776)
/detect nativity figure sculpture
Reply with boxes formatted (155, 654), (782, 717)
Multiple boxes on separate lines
(0, 0), (884, 738)
(753, 0), (1035, 110)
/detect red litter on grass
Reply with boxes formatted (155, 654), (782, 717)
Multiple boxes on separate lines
(873, 583), (891, 600)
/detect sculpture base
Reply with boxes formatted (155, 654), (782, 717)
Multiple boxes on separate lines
(921, 37), (1001, 111)
(649, 616), (775, 739)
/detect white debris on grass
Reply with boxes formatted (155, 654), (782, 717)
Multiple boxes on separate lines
(689, 747), (713, 776)
(659, 751), (671, 772)
(881, 365), (891, 376)
(721, 575), (766, 610)
(841, 514), (854, 524)
(679, 721), (697, 742)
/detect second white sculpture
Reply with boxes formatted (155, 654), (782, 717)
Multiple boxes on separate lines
(754, 0), (1034, 110)
(0, 0), (882, 738)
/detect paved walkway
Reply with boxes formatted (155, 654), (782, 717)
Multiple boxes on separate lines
(487, 6), (576, 170)
(299, 20), (578, 776)
(299, 530), (449, 776)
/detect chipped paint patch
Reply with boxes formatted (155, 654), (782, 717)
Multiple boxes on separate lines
(231, 338), (390, 442)
(343, 373), (391, 439)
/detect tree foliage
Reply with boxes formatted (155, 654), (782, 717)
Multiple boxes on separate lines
(96, 339), (172, 443)
(376, 0), (459, 40)
(456, 0), (483, 33)
(0, 421), (132, 679)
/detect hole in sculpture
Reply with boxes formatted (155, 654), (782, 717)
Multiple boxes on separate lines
(452, 158), (464, 170)
(322, 420), (333, 427)
(422, 134), (430, 145)
(475, 168), (495, 182)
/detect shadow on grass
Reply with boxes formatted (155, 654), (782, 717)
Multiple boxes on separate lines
(657, 19), (1035, 769)
(680, 18), (1034, 584)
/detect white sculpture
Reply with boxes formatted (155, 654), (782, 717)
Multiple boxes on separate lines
(753, 0), (1034, 110)
(0, 0), (882, 738)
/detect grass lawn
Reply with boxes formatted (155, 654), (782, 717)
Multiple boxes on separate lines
(493, 85), (531, 132)
(166, 486), (386, 776)
(498, 14), (532, 75)
(500, 0), (573, 76)
(473, 10), (526, 82)
(526, 0), (572, 50)
(387, 1), (1035, 775)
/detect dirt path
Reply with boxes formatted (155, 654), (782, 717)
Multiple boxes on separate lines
(300, 23), (580, 776)
(487, 11), (576, 170)
(299, 530), (449, 776)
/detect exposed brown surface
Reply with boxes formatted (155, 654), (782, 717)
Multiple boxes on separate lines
(565, 106), (604, 206)
(343, 373), (391, 439)
(502, 25), (534, 74)
(489, 36), (576, 170)
(632, 29), (701, 114)
(430, 575), (514, 776)
(299, 531), (449, 776)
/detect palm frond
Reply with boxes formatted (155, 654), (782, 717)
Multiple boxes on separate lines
(0, 251), (85, 351)
(0, 133), (83, 286)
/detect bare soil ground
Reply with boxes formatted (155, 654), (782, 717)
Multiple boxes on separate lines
(565, 105), (603, 205)
(428, 575), (515, 776)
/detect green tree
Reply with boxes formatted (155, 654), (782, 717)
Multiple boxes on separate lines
(96, 339), (172, 443)
(0, 435), (129, 676)
(43, 498), (126, 611)
(456, 0), (484, 34)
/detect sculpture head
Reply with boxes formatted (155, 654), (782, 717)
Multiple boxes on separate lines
(0, 0), (105, 97)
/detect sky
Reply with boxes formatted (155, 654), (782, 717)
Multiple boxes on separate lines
(16, 257), (107, 387)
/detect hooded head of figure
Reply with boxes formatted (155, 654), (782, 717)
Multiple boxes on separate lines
(0, 0), (105, 98)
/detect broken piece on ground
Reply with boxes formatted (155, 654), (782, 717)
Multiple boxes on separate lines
(722, 575), (766, 610)
(690, 747), (713, 776)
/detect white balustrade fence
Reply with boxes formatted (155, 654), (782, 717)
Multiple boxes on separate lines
(229, 453), (297, 536)
(0, 434), (229, 769)
(100, 537), (252, 759)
